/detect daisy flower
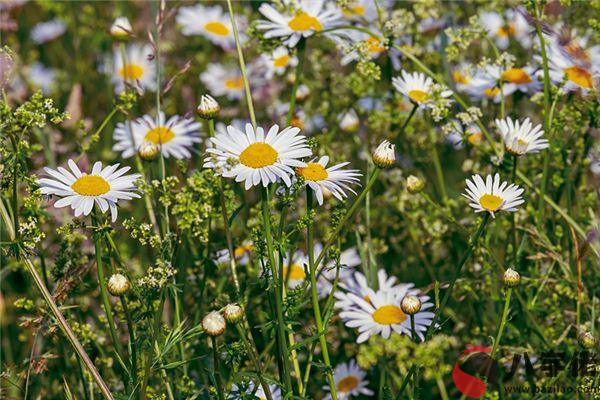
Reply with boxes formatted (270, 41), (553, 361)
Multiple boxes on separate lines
(297, 156), (361, 205)
(200, 63), (246, 100)
(323, 360), (373, 400)
(546, 46), (598, 93)
(339, 287), (435, 343)
(204, 123), (312, 190)
(482, 64), (542, 95)
(256, 0), (345, 48)
(37, 160), (141, 222)
(31, 19), (66, 44)
(462, 173), (524, 217)
(111, 43), (156, 94)
(113, 112), (201, 159)
(479, 9), (531, 50)
(452, 63), (476, 93)
(495, 117), (548, 156)
(392, 70), (452, 108)
(340, 0), (381, 22)
(261, 46), (298, 79)
(216, 242), (254, 267)
(316, 246), (361, 299)
(283, 251), (309, 289)
(176, 4), (246, 50)
(229, 382), (281, 400)
(445, 120), (483, 149)
(340, 29), (387, 65)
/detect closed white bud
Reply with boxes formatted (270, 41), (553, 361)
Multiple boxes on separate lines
(223, 303), (243, 323)
(401, 295), (421, 315)
(339, 109), (359, 133)
(107, 273), (130, 296)
(110, 17), (132, 39)
(138, 141), (159, 160)
(503, 268), (521, 287)
(406, 175), (425, 194)
(202, 311), (226, 336)
(197, 94), (220, 119)
(372, 140), (396, 168)
(296, 84), (310, 101)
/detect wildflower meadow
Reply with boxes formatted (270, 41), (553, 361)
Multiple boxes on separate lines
(1, 0), (599, 399)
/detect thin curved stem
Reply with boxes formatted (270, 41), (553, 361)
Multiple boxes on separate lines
(491, 288), (513, 357)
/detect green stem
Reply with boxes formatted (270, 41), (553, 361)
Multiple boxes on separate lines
(425, 213), (490, 340)
(120, 297), (138, 389)
(491, 288), (512, 358)
(234, 324), (273, 400)
(306, 189), (338, 400)
(429, 129), (447, 201)
(211, 336), (225, 400)
(226, 0), (256, 128)
(286, 39), (306, 125)
(260, 186), (293, 394)
(394, 103), (418, 144)
(0, 200), (114, 400)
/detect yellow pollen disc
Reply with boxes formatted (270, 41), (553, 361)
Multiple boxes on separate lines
(453, 71), (468, 84)
(239, 142), (278, 169)
(479, 194), (503, 212)
(502, 68), (532, 84)
(234, 244), (253, 258)
(467, 132), (483, 145)
(297, 162), (328, 181)
(204, 21), (229, 36)
(288, 12), (322, 32)
(408, 89), (428, 103)
(284, 264), (306, 280)
(273, 54), (290, 68)
(564, 66), (593, 89)
(291, 116), (304, 130)
(366, 36), (385, 53)
(119, 64), (144, 80)
(71, 175), (110, 196)
(484, 87), (500, 97)
(517, 138), (528, 146)
(337, 376), (359, 393)
(145, 126), (175, 145)
(372, 305), (406, 325)
(224, 77), (244, 90)
(496, 24), (516, 37)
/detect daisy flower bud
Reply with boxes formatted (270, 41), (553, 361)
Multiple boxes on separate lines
(400, 295), (422, 315)
(372, 140), (395, 168)
(579, 332), (596, 349)
(503, 268), (520, 287)
(296, 84), (310, 102)
(223, 303), (243, 323)
(110, 17), (132, 39)
(107, 273), (130, 296)
(138, 141), (160, 161)
(406, 175), (425, 194)
(197, 94), (220, 119)
(339, 109), (359, 133)
(202, 311), (226, 336)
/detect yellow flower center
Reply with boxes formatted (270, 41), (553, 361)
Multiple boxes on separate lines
(453, 71), (468, 84)
(479, 194), (503, 212)
(366, 36), (385, 53)
(372, 305), (406, 325)
(119, 63), (144, 80)
(224, 77), (244, 90)
(284, 264), (306, 280)
(273, 54), (290, 68)
(288, 12), (322, 32)
(502, 68), (532, 84)
(145, 126), (175, 145)
(297, 162), (328, 181)
(517, 138), (528, 147)
(564, 66), (593, 88)
(291, 116), (304, 130)
(484, 87), (500, 97)
(337, 376), (359, 393)
(467, 132), (483, 145)
(204, 21), (229, 36)
(496, 24), (516, 38)
(71, 175), (110, 196)
(234, 244), (253, 258)
(408, 89), (428, 103)
(564, 43), (590, 62)
(239, 143), (278, 169)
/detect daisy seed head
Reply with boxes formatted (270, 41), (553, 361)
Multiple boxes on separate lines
(110, 17), (132, 39)
(400, 295), (422, 315)
(197, 94), (220, 119)
(138, 141), (160, 161)
(579, 332), (596, 349)
(202, 311), (226, 336)
(107, 273), (130, 296)
(406, 175), (425, 194)
(503, 268), (521, 287)
(372, 140), (396, 168)
(223, 303), (244, 323)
